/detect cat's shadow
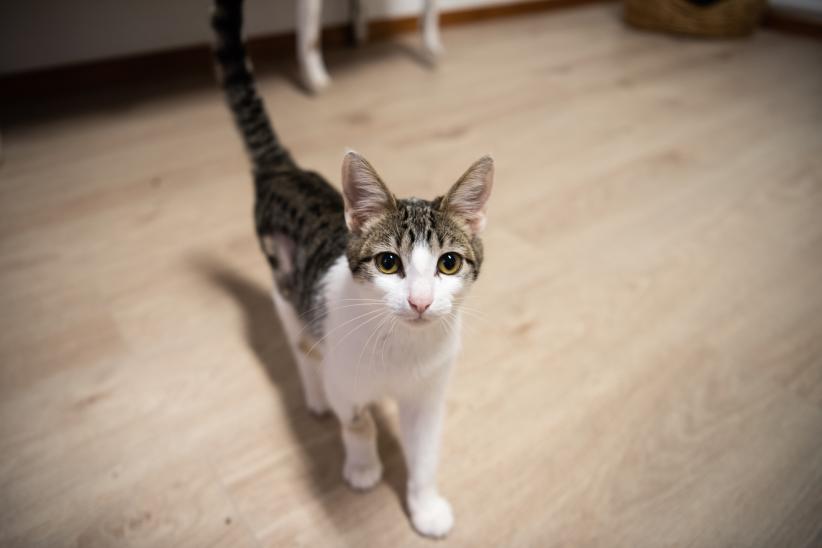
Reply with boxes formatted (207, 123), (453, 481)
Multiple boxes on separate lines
(195, 257), (409, 541)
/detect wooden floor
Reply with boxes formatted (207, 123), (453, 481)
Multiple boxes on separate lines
(2, 4), (822, 547)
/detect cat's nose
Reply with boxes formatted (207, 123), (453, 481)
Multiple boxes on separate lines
(408, 297), (431, 315)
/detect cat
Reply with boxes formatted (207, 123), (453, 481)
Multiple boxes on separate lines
(298, 0), (443, 92)
(212, 0), (492, 538)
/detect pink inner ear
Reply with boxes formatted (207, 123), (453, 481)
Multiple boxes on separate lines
(466, 212), (487, 234)
(445, 156), (493, 234)
(446, 201), (488, 236)
(341, 151), (395, 232)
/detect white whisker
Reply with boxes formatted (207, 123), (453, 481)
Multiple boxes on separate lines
(356, 311), (390, 375)
(332, 309), (387, 354)
(368, 313), (392, 366)
(381, 317), (397, 366)
(306, 307), (384, 356)
(295, 302), (384, 341)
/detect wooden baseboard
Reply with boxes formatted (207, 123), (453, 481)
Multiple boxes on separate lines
(0, 0), (611, 104)
(763, 7), (822, 40)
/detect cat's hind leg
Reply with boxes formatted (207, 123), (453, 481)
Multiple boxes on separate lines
(271, 288), (329, 416)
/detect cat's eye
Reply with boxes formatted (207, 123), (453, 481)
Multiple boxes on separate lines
(375, 252), (401, 274)
(437, 253), (463, 275)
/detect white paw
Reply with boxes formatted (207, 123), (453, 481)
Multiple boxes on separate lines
(409, 494), (454, 538)
(303, 70), (330, 94)
(423, 38), (444, 59)
(307, 400), (330, 417)
(300, 53), (331, 94)
(305, 390), (330, 417)
(305, 392), (331, 417)
(343, 460), (383, 491)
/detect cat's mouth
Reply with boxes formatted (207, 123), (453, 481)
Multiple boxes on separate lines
(403, 314), (435, 326)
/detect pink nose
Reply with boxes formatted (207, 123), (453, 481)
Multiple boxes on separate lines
(408, 297), (432, 315)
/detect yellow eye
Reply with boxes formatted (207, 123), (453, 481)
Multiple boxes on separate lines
(437, 253), (463, 275)
(375, 252), (401, 274)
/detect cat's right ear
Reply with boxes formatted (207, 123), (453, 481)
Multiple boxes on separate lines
(341, 151), (396, 233)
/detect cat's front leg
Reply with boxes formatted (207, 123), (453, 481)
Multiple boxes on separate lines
(398, 377), (454, 538)
(326, 384), (383, 490)
(341, 406), (383, 489)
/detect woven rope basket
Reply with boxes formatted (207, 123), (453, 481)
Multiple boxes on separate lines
(624, 0), (767, 37)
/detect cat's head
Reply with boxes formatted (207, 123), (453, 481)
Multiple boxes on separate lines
(342, 151), (493, 326)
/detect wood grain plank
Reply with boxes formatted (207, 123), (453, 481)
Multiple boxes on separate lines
(1, 4), (821, 546)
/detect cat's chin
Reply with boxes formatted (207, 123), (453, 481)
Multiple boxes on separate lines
(402, 316), (435, 327)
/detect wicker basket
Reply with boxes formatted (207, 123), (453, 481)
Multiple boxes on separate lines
(624, 0), (767, 37)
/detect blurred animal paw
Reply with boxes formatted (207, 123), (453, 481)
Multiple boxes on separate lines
(409, 493), (454, 538)
(343, 459), (383, 490)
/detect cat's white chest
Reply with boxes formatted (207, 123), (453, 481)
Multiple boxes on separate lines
(320, 256), (460, 400)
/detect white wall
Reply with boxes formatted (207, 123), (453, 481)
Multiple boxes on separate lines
(0, 0), (532, 75)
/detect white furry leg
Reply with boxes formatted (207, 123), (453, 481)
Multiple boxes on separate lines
(271, 289), (329, 415)
(399, 385), (453, 538)
(351, 0), (368, 45)
(297, 0), (331, 93)
(421, 0), (444, 59)
(293, 344), (329, 416)
(339, 406), (383, 490)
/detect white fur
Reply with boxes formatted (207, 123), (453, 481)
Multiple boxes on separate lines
(296, 0), (443, 94)
(421, 0), (444, 58)
(296, 0), (330, 93)
(271, 288), (328, 415)
(273, 249), (465, 538)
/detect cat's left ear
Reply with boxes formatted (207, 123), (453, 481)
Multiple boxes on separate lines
(441, 155), (494, 235)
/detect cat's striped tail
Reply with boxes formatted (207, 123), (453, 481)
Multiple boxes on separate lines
(211, 0), (294, 173)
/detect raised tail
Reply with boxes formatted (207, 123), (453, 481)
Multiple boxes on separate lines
(211, 0), (294, 173)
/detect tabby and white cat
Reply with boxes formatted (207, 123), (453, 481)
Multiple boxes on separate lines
(212, 0), (491, 538)
(298, 0), (443, 92)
